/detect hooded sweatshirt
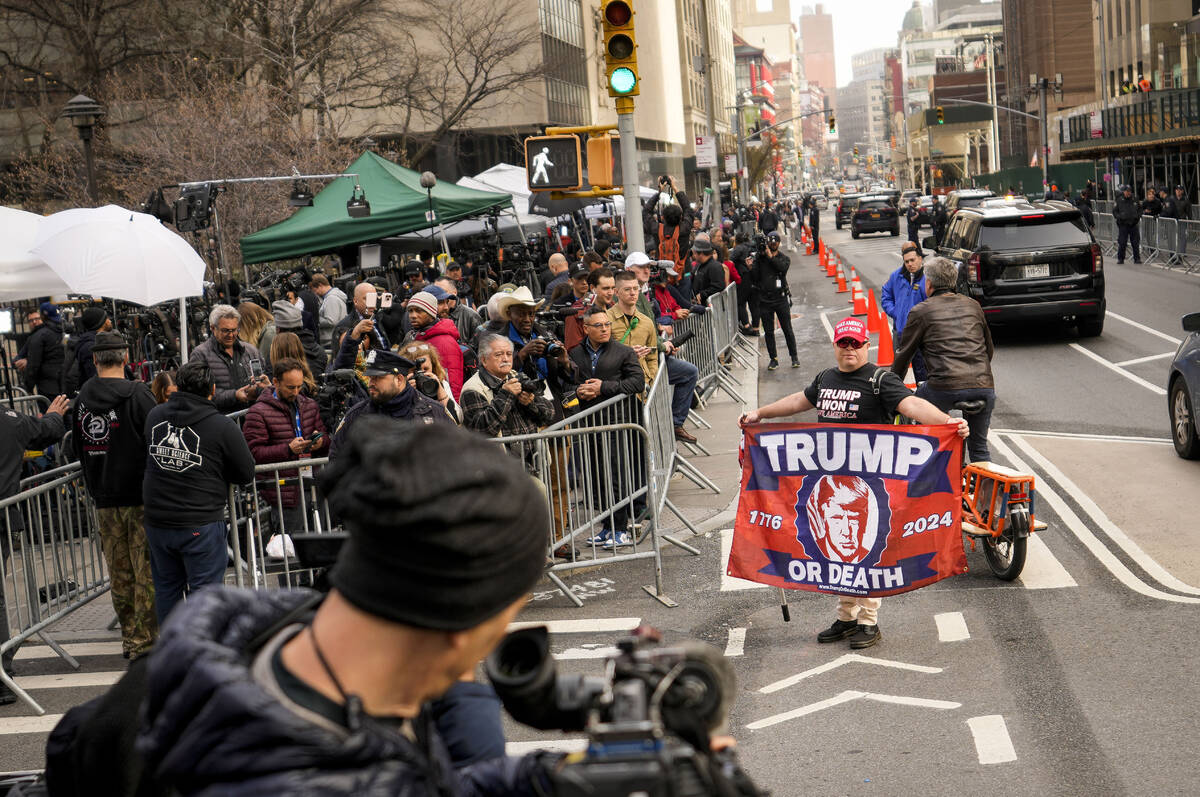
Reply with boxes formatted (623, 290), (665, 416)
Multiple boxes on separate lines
(142, 390), (256, 528)
(414, 318), (464, 399)
(72, 377), (157, 507)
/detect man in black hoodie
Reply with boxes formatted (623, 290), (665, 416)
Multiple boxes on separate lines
(72, 332), (158, 659)
(142, 361), (255, 624)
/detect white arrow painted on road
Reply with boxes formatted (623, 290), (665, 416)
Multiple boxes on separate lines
(747, 690), (961, 730)
(758, 653), (942, 694)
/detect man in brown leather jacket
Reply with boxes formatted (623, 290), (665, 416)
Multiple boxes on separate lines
(891, 257), (996, 463)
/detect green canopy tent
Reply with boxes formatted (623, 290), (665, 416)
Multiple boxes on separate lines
(239, 151), (514, 264)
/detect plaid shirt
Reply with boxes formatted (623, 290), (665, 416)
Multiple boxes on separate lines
(460, 368), (554, 439)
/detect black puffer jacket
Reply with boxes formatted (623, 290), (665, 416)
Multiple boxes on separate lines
(44, 588), (552, 796)
(23, 319), (65, 397)
(1113, 195), (1142, 227)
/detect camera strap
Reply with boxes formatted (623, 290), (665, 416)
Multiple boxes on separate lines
(308, 624), (366, 732)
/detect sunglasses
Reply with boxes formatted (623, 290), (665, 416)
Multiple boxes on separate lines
(836, 338), (867, 349)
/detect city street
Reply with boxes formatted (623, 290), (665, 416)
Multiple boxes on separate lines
(3, 219), (1199, 796)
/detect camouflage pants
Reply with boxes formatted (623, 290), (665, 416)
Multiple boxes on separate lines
(96, 506), (158, 658)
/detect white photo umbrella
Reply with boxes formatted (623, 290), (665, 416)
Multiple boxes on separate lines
(0, 207), (73, 302)
(30, 204), (205, 306)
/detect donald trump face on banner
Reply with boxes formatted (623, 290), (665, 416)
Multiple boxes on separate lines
(805, 475), (881, 564)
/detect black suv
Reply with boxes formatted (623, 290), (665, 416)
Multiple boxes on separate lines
(835, 193), (863, 229)
(924, 200), (1105, 336)
(850, 195), (900, 238)
(944, 189), (996, 220)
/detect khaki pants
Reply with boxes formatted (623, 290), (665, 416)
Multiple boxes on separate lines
(96, 506), (158, 658)
(837, 596), (881, 626)
(546, 439), (572, 543)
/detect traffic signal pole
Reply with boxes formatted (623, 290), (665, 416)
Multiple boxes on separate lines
(616, 97), (643, 252)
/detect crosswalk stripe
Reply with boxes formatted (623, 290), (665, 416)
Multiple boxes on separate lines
(506, 738), (588, 754)
(15, 642), (124, 661)
(1017, 534), (1078, 589)
(509, 618), (641, 634)
(0, 715), (64, 735)
(719, 529), (767, 592)
(15, 671), (124, 690)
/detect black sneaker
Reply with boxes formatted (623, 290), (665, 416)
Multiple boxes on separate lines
(849, 624), (881, 649)
(0, 689), (16, 706)
(817, 619), (859, 643)
(767, 359), (779, 371)
(791, 359), (800, 368)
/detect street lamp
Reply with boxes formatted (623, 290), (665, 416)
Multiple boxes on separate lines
(62, 94), (104, 204)
(420, 170), (437, 249)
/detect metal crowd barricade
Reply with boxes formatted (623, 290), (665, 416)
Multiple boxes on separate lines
(1094, 212), (1117, 257)
(226, 458), (335, 590)
(1095, 212), (1198, 271)
(1, 463), (110, 715)
(1138, 215), (1162, 262)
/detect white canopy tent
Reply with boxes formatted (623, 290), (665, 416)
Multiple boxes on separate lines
(0, 207), (73, 303)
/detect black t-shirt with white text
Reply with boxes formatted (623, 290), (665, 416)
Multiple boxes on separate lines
(802, 364), (912, 423)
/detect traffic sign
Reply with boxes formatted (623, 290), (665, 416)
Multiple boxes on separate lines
(524, 135), (582, 192)
(695, 135), (718, 168)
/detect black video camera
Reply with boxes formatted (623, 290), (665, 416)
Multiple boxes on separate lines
(410, 359), (441, 400)
(487, 626), (764, 797)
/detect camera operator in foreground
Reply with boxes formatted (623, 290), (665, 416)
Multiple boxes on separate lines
(44, 421), (556, 794)
(330, 349), (453, 455)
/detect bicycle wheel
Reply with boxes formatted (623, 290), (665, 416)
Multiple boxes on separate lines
(983, 505), (1028, 581)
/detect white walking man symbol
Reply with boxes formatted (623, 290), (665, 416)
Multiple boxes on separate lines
(531, 146), (554, 185)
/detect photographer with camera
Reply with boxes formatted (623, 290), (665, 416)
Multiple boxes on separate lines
(755, 231), (798, 371)
(330, 349), (453, 456)
(331, 283), (391, 354)
(473, 287), (572, 406)
(729, 232), (758, 335)
(396, 341), (462, 423)
(461, 335), (554, 458)
(406, 290), (464, 400)
(242, 357), (329, 535)
(689, 237), (727, 306)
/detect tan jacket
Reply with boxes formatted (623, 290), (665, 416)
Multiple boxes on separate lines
(607, 306), (659, 385)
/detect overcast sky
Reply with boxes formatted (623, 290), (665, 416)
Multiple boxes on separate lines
(828, 0), (916, 88)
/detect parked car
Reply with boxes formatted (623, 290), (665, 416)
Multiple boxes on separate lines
(923, 199), (1105, 336)
(913, 195), (937, 227)
(1168, 312), (1200, 459)
(944, 188), (997, 220)
(835, 193), (864, 229)
(850, 195), (900, 238)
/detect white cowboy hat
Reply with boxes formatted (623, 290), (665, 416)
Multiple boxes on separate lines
(492, 285), (544, 320)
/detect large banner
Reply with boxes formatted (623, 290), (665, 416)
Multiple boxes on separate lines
(728, 423), (967, 597)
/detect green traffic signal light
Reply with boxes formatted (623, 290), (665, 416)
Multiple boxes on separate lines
(936, 105), (945, 124)
(610, 66), (637, 95)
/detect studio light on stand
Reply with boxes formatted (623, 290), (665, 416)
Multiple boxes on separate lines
(346, 183), (371, 218)
(289, 180), (315, 207)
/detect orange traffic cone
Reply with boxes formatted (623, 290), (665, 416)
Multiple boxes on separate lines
(852, 285), (868, 316)
(825, 258), (836, 277)
(836, 270), (849, 293)
(866, 289), (881, 333)
(818, 241), (827, 266)
(877, 319), (894, 366)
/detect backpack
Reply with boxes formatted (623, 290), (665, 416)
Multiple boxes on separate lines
(658, 223), (683, 269)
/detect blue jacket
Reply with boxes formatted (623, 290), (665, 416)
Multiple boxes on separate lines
(880, 266), (926, 334)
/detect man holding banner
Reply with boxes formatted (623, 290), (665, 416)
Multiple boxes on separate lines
(736, 317), (968, 650)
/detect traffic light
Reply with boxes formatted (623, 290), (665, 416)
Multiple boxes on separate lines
(828, 114), (836, 133)
(601, 0), (639, 98)
(936, 106), (945, 124)
(853, 146), (859, 156)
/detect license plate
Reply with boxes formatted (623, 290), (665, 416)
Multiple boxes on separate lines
(870, 213), (880, 219)
(1022, 264), (1050, 279)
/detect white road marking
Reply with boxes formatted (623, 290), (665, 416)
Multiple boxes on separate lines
(991, 428), (1171, 446)
(1114, 351), (1175, 367)
(989, 435), (1200, 604)
(510, 618), (641, 633)
(759, 653), (942, 694)
(968, 715), (1018, 764)
(15, 641), (123, 660)
(747, 690), (960, 730)
(934, 611), (970, 642)
(1108, 311), (1183, 345)
(720, 529), (768, 592)
(1017, 535), (1078, 589)
(0, 715), (64, 735)
(725, 627), (747, 657)
(1008, 434), (1200, 595)
(1068, 343), (1167, 395)
(555, 645), (619, 660)
(15, 671), (123, 690)
(506, 738), (588, 755)
(819, 310), (835, 341)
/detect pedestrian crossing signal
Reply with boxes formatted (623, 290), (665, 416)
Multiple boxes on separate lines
(524, 135), (582, 192)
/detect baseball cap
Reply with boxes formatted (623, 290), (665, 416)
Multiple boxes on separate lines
(624, 251), (652, 268)
(569, 264), (588, 279)
(425, 284), (451, 301)
(404, 262), (422, 276)
(833, 317), (869, 344)
(655, 259), (679, 277)
(361, 349), (415, 376)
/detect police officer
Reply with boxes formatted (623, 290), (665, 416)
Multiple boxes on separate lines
(931, 199), (949, 245)
(331, 349), (454, 455)
(905, 198), (923, 254)
(1113, 183), (1143, 264)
